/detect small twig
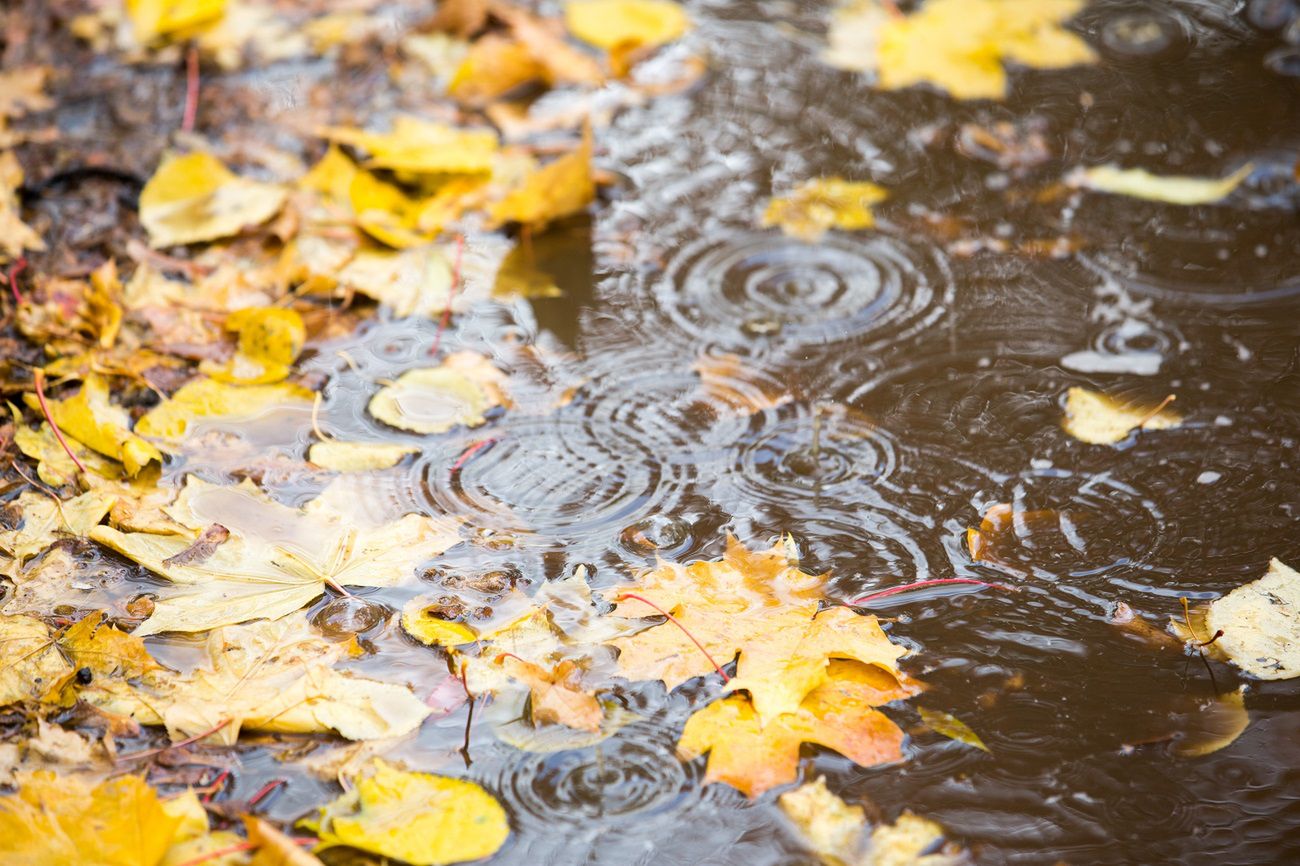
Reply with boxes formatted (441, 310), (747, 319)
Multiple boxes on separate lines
(245, 778), (287, 810)
(117, 718), (231, 761)
(615, 592), (730, 682)
(851, 578), (1015, 606)
(6, 257), (27, 305)
(33, 370), (87, 475)
(428, 234), (464, 357)
(200, 769), (231, 803)
(181, 46), (200, 133)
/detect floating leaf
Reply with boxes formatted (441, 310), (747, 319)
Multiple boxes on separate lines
(1198, 558), (1300, 681)
(1062, 386), (1180, 445)
(369, 352), (509, 434)
(1172, 687), (1249, 758)
(86, 617), (431, 744)
(918, 707), (990, 752)
(494, 655), (603, 732)
(302, 760), (509, 866)
(308, 441), (420, 472)
(136, 377), (312, 441)
(826, 0), (1096, 101)
(140, 152), (287, 247)
(1072, 163), (1253, 206)
(401, 599), (479, 647)
(763, 178), (888, 242)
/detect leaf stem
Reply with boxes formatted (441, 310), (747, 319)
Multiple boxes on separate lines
(33, 370), (87, 475)
(851, 578), (1014, 606)
(1133, 393), (1176, 433)
(245, 778), (287, 809)
(181, 46), (200, 133)
(615, 592), (730, 683)
(6, 256), (26, 305)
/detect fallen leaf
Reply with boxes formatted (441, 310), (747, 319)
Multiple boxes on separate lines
(91, 475), (461, 635)
(0, 490), (116, 562)
(826, 0), (1096, 101)
(422, 0), (488, 39)
(490, 1), (605, 86)
(677, 660), (910, 797)
(606, 536), (909, 722)
(369, 351), (509, 434)
(778, 776), (869, 866)
(13, 418), (123, 488)
(401, 600), (480, 647)
(448, 34), (546, 105)
(1195, 558), (1300, 680)
(324, 116), (498, 175)
(495, 654), (603, 732)
(1071, 163), (1253, 206)
(135, 377), (313, 441)
(917, 707), (990, 752)
(246, 816), (324, 866)
(59, 610), (165, 681)
(336, 246), (455, 319)
(1172, 687), (1249, 758)
(23, 374), (161, 476)
(0, 67), (54, 119)
(692, 353), (791, 413)
(308, 441), (420, 472)
(202, 308), (306, 385)
(488, 126), (594, 228)
(140, 152), (288, 248)
(0, 615), (72, 706)
(0, 771), (183, 865)
(86, 617), (431, 744)
(1061, 386), (1180, 445)
(565, 0), (690, 52)
(0, 151), (45, 261)
(763, 178), (888, 242)
(301, 760), (509, 866)
(126, 0), (226, 44)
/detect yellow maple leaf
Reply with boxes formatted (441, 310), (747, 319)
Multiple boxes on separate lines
(139, 151), (288, 248)
(86, 616), (431, 744)
(488, 126), (594, 228)
(90, 475), (461, 635)
(135, 377), (312, 441)
(301, 760), (509, 866)
(201, 307), (306, 385)
(126, 0), (226, 44)
(763, 177), (888, 242)
(1061, 386), (1180, 445)
(606, 536), (908, 722)
(827, 0), (1096, 101)
(678, 660), (914, 797)
(0, 772), (184, 866)
(368, 351), (509, 434)
(494, 655), (603, 732)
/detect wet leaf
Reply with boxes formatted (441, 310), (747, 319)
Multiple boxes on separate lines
(565, 0), (690, 51)
(0, 771), (184, 865)
(401, 600), (479, 647)
(448, 34), (546, 105)
(606, 536), (910, 722)
(0, 490), (116, 562)
(762, 178), (888, 242)
(678, 660), (910, 797)
(369, 352), (509, 434)
(301, 759), (509, 866)
(135, 377), (312, 441)
(826, 0), (1096, 101)
(324, 116), (498, 175)
(140, 152), (288, 248)
(59, 610), (165, 681)
(202, 308), (306, 385)
(0, 152), (44, 261)
(917, 707), (990, 752)
(1198, 558), (1300, 680)
(336, 246), (455, 319)
(308, 441), (420, 472)
(0, 67), (54, 119)
(1072, 163), (1253, 206)
(13, 417), (124, 488)
(0, 615), (71, 706)
(126, 0), (226, 44)
(90, 475), (461, 635)
(495, 655), (603, 732)
(1173, 687), (1249, 758)
(25, 374), (162, 475)
(488, 126), (594, 228)
(245, 817), (324, 866)
(86, 617), (430, 744)
(1061, 386), (1181, 445)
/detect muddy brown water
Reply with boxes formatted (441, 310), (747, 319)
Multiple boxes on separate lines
(12, 0), (1300, 863)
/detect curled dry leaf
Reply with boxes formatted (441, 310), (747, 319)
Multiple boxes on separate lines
(763, 178), (888, 242)
(301, 759), (509, 866)
(1071, 163), (1253, 206)
(369, 351), (509, 434)
(1061, 386), (1180, 445)
(825, 0), (1096, 101)
(140, 152), (288, 248)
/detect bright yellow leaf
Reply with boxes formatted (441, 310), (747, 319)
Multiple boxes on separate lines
(368, 352), (509, 434)
(324, 116), (498, 175)
(202, 308), (306, 384)
(139, 152), (288, 248)
(24, 374), (162, 475)
(126, 0), (226, 43)
(565, 0), (690, 51)
(1061, 386), (1180, 445)
(1073, 163), (1253, 206)
(763, 177), (888, 242)
(488, 127), (594, 228)
(308, 441), (419, 472)
(136, 377), (312, 441)
(448, 34), (546, 105)
(302, 760), (509, 866)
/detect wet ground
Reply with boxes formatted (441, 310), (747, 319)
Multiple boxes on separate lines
(9, 0), (1300, 863)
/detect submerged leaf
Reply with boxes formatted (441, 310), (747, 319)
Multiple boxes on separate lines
(1061, 387), (1180, 445)
(763, 178), (888, 242)
(308, 441), (420, 472)
(1072, 163), (1253, 206)
(140, 152), (287, 248)
(917, 707), (990, 752)
(369, 352), (509, 434)
(302, 760), (509, 866)
(1173, 687), (1249, 758)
